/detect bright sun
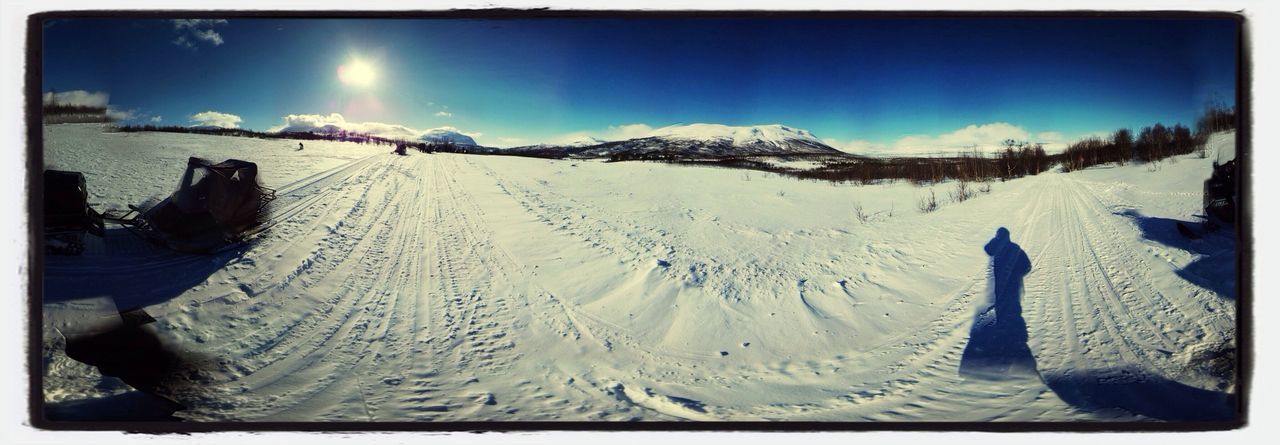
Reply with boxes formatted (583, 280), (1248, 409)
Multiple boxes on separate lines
(338, 59), (377, 87)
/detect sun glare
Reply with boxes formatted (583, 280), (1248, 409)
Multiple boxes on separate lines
(338, 59), (377, 87)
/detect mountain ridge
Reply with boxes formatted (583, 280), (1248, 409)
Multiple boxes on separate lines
(509, 123), (843, 159)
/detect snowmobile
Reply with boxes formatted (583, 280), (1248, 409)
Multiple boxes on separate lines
(43, 170), (106, 255)
(97, 157), (276, 254)
(1177, 142), (1237, 239)
(393, 143), (408, 156)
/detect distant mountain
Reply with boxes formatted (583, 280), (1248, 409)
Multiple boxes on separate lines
(418, 127), (478, 146)
(561, 135), (608, 147)
(507, 124), (842, 159)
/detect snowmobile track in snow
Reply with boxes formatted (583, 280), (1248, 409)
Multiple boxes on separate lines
(43, 127), (1236, 422)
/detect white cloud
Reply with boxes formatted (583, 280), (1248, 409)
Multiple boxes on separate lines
(106, 108), (137, 122)
(269, 112), (482, 143)
(171, 19), (228, 49)
(890, 122), (1032, 155)
(1036, 131), (1065, 142)
(42, 90), (109, 108)
(271, 113), (416, 139)
(427, 126), (481, 138)
(604, 123), (656, 140)
(190, 110), (242, 129)
(192, 28), (224, 46)
(546, 132), (593, 145)
(42, 90), (168, 124)
(822, 138), (885, 154)
(172, 19), (227, 29)
(540, 123), (656, 145)
(822, 123), (1095, 157)
(434, 111), (452, 117)
(150, 116), (163, 123)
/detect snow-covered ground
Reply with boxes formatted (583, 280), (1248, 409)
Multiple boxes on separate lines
(40, 124), (1238, 422)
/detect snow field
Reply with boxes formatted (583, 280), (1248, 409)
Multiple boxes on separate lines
(40, 125), (1238, 421)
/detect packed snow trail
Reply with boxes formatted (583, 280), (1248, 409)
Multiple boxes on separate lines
(41, 125), (1237, 422)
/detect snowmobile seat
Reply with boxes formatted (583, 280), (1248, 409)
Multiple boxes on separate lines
(1203, 159), (1236, 226)
(43, 170), (105, 255)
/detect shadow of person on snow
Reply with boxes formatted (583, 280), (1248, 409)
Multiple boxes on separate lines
(42, 229), (241, 422)
(1115, 209), (1236, 300)
(1041, 367), (1238, 421)
(47, 307), (215, 423)
(959, 227), (1038, 380)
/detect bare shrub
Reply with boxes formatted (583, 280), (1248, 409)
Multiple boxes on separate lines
(917, 189), (939, 214)
(1196, 102), (1236, 135)
(949, 181), (975, 203)
(854, 202), (869, 224)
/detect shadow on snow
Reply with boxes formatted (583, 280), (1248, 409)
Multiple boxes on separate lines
(43, 227), (248, 310)
(959, 228), (1237, 421)
(50, 315), (213, 422)
(1041, 368), (1237, 421)
(42, 227), (245, 422)
(959, 227), (1038, 380)
(1115, 209), (1236, 299)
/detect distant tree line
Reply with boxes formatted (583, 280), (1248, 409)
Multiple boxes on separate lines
(43, 103), (113, 124)
(416, 140), (497, 154)
(1061, 104), (1235, 172)
(657, 141), (1050, 186)
(114, 124), (418, 148)
(119, 124), (369, 143)
(1197, 102), (1238, 135)
(44, 104), (108, 116)
(607, 152), (685, 162)
(113, 124), (507, 155)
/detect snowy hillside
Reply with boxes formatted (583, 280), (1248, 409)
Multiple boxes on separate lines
(561, 135), (609, 147)
(510, 123), (843, 159)
(417, 127), (478, 146)
(648, 123), (824, 147)
(40, 124), (1238, 422)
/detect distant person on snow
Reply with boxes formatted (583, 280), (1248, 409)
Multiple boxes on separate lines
(297, 142), (304, 151)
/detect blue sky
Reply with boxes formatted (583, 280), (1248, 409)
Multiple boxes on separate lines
(42, 17), (1238, 150)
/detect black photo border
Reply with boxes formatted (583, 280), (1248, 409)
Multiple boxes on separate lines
(23, 8), (1252, 434)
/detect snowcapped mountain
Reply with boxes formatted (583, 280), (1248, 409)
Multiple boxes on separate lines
(418, 127), (478, 146)
(508, 123), (842, 159)
(647, 123), (824, 148)
(561, 135), (608, 147)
